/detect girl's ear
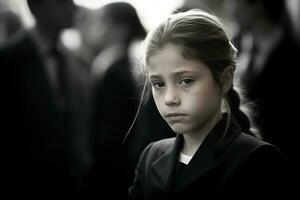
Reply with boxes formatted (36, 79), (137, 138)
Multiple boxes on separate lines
(220, 67), (234, 95)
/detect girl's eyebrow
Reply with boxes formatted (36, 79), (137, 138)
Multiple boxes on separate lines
(149, 74), (162, 80)
(172, 70), (199, 76)
(149, 70), (199, 80)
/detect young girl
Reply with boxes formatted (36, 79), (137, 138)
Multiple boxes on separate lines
(128, 9), (285, 200)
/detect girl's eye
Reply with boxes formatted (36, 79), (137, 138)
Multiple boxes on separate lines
(151, 81), (165, 89)
(178, 78), (194, 86)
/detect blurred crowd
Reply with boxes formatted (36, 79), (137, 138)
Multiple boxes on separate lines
(1, 0), (299, 199)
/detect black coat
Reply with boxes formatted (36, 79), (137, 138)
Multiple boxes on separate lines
(1, 33), (90, 199)
(88, 53), (174, 199)
(128, 117), (286, 200)
(233, 32), (300, 161)
(88, 55), (139, 199)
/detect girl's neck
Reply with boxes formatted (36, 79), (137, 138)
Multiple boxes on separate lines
(181, 111), (222, 156)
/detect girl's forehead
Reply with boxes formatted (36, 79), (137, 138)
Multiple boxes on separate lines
(148, 44), (208, 74)
(149, 44), (185, 67)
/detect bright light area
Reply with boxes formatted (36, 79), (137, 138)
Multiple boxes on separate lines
(74, 0), (183, 31)
(4, 0), (183, 50)
(3, 0), (35, 27)
(8, 0), (183, 30)
(61, 29), (82, 50)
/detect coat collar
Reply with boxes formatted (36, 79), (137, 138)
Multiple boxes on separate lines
(151, 114), (242, 193)
(152, 135), (182, 194)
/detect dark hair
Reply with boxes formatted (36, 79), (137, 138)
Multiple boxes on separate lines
(143, 9), (259, 137)
(246, 0), (285, 23)
(27, 0), (43, 4)
(247, 0), (292, 33)
(27, 0), (72, 5)
(101, 2), (146, 45)
(26, 0), (44, 9)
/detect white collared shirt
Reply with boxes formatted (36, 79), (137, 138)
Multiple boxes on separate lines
(179, 152), (193, 165)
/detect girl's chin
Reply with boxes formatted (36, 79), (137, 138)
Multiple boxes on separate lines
(169, 125), (190, 135)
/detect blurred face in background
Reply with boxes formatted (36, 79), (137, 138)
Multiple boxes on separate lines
(81, 8), (127, 52)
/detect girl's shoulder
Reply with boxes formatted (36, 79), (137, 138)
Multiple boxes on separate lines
(139, 137), (176, 162)
(147, 137), (176, 153)
(234, 133), (281, 155)
(227, 133), (282, 166)
(151, 137), (177, 150)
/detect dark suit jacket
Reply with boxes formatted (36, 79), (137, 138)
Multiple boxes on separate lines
(128, 116), (286, 200)
(1, 33), (90, 199)
(250, 33), (299, 157)
(88, 55), (140, 199)
(233, 33), (299, 189)
(233, 32), (300, 160)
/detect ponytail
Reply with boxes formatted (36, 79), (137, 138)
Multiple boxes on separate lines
(226, 87), (260, 138)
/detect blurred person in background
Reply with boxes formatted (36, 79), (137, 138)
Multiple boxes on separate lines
(82, 2), (173, 199)
(70, 5), (96, 71)
(224, 0), (300, 192)
(174, 0), (233, 31)
(287, 0), (300, 44)
(1, 0), (91, 199)
(84, 2), (146, 199)
(175, 0), (227, 16)
(0, 0), (24, 47)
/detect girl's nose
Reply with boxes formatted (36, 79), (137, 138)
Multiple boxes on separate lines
(164, 87), (180, 106)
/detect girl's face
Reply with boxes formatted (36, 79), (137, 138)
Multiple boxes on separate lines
(148, 44), (223, 135)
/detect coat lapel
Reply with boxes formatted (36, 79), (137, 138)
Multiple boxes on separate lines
(175, 114), (242, 192)
(152, 136), (182, 194)
(175, 137), (217, 191)
(25, 38), (58, 113)
(151, 114), (242, 195)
